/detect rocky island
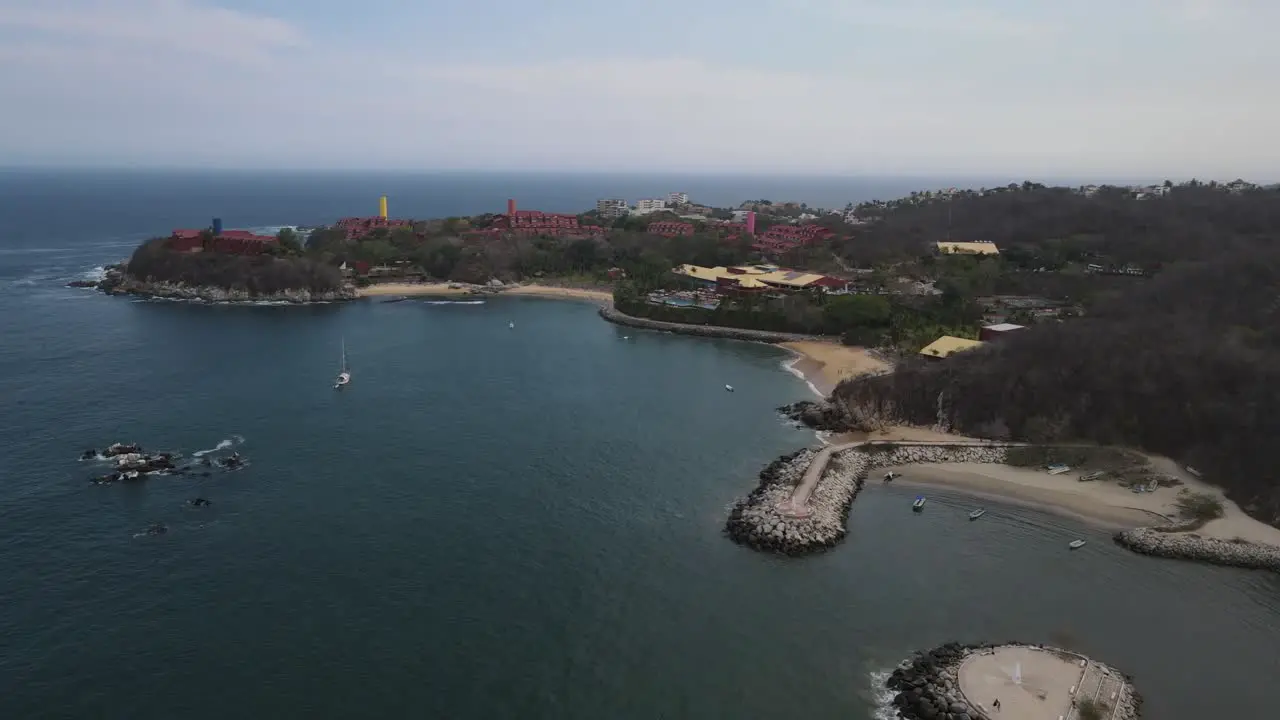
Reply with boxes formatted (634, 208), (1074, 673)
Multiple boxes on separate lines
(79, 232), (354, 303)
(887, 641), (1142, 720)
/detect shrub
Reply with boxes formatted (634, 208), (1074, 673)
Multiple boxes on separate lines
(1174, 490), (1226, 522)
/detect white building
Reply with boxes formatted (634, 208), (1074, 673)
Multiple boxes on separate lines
(596, 198), (628, 219)
(633, 198), (667, 215)
(667, 191), (689, 206)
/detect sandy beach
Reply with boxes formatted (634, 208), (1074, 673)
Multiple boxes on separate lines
(884, 459), (1280, 544)
(356, 282), (613, 304)
(778, 341), (890, 396)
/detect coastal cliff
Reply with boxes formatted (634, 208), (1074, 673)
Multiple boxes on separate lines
(90, 238), (355, 303)
(98, 267), (355, 303)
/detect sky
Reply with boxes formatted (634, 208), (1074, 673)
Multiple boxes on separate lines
(0, 0), (1274, 178)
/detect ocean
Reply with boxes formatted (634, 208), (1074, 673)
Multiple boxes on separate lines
(1, 170), (1278, 719)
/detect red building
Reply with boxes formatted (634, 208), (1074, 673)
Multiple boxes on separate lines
(167, 228), (278, 255)
(335, 216), (412, 240)
(647, 221), (695, 237)
(751, 224), (833, 253)
(483, 198), (603, 238)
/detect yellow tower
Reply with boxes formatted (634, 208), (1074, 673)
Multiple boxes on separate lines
(378, 195), (388, 219)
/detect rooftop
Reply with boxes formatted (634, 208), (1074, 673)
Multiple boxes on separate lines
(937, 241), (1001, 255)
(983, 323), (1026, 332)
(919, 335), (985, 358)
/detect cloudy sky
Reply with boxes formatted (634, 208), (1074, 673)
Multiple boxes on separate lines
(0, 0), (1272, 177)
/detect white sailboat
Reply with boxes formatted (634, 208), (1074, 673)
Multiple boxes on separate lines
(334, 338), (351, 389)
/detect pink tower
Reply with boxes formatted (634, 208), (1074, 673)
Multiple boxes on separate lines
(746, 211), (756, 235)
(507, 199), (516, 216)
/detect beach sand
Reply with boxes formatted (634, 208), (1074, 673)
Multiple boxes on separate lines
(778, 341), (890, 396)
(356, 282), (612, 304)
(884, 460), (1280, 544)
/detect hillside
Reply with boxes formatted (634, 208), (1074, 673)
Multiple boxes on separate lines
(120, 238), (347, 297)
(829, 249), (1280, 527)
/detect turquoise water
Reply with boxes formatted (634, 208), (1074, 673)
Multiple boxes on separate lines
(1, 172), (1279, 719)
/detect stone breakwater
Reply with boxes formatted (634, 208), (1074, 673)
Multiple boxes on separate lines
(1114, 527), (1280, 572)
(725, 442), (1008, 555)
(887, 642), (1142, 720)
(597, 305), (814, 343)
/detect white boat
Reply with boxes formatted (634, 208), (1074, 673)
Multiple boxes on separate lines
(912, 496), (926, 512)
(334, 338), (351, 389)
(509, 321), (515, 329)
(883, 471), (899, 482)
(724, 384), (734, 392)
(969, 508), (986, 520)
(1069, 539), (1087, 549)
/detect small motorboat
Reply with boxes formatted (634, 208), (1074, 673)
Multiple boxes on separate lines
(724, 384), (734, 392)
(883, 471), (900, 482)
(912, 496), (927, 512)
(1069, 539), (1087, 549)
(509, 321), (515, 329)
(969, 508), (986, 521)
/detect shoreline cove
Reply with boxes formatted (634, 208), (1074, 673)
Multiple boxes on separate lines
(725, 441), (1280, 572)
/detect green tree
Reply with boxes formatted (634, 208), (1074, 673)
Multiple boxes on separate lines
(823, 294), (891, 332)
(276, 228), (302, 255)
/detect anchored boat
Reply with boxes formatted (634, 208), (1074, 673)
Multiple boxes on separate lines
(969, 508), (986, 521)
(334, 338), (351, 390)
(912, 496), (927, 512)
(1069, 539), (1087, 549)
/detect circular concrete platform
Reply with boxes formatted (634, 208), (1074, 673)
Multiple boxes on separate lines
(958, 646), (1086, 719)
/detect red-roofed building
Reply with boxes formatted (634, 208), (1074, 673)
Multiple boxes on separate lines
(752, 224), (833, 253)
(479, 199), (604, 238)
(335, 216), (412, 240)
(647, 221), (695, 237)
(166, 228), (278, 255)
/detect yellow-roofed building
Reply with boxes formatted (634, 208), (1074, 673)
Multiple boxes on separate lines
(936, 241), (1000, 255)
(919, 336), (985, 359)
(672, 264), (845, 293)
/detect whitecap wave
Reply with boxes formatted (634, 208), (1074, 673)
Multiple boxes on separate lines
(869, 670), (899, 720)
(192, 435), (244, 457)
(424, 299), (485, 305)
(780, 356), (824, 399)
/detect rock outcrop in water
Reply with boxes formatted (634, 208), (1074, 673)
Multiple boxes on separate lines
(97, 266), (355, 303)
(777, 400), (847, 432)
(597, 305), (813, 343)
(887, 642), (1142, 720)
(725, 442), (1008, 555)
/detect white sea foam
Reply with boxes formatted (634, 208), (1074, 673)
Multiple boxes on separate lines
(192, 435), (244, 457)
(780, 356), (824, 399)
(868, 669), (899, 720)
(424, 299), (485, 306)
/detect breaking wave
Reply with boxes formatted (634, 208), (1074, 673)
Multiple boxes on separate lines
(192, 435), (245, 457)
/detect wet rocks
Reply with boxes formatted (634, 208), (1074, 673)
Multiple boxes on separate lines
(777, 400), (846, 431)
(1114, 527), (1280, 573)
(887, 642), (1142, 720)
(726, 442), (1009, 556)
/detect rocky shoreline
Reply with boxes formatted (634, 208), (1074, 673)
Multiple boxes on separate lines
(886, 641), (1142, 720)
(725, 442), (1008, 555)
(75, 265), (356, 304)
(597, 305), (816, 343)
(1113, 527), (1280, 572)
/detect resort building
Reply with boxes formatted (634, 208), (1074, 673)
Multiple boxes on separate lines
(919, 336), (985, 359)
(752, 223), (833, 254)
(979, 323), (1025, 342)
(936, 241), (1000, 255)
(633, 199), (667, 215)
(481, 199), (603, 238)
(596, 198), (629, 219)
(167, 227), (278, 255)
(673, 264), (847, 294)
(647, 221), (695, 237)
(667, 192), (690, 206)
